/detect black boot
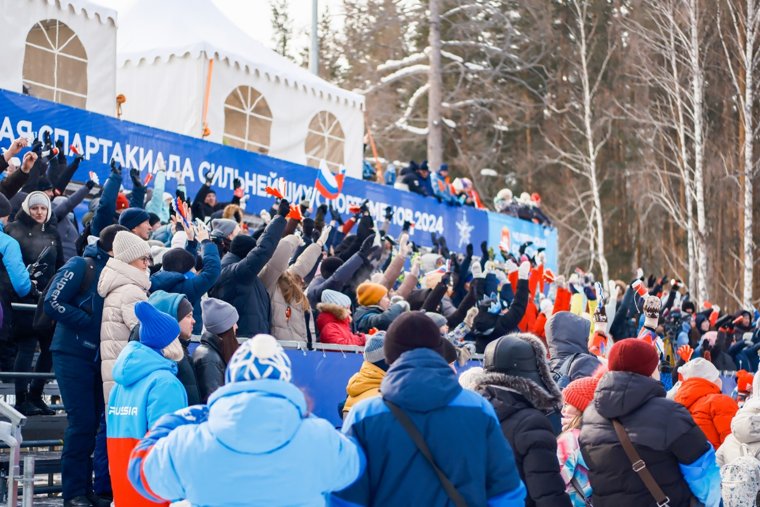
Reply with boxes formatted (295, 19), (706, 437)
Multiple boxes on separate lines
(64, 496), (92, 507)
(28, 395), (55, 415)
(14, 393), (43, 416)
(87, 492), (112, 507)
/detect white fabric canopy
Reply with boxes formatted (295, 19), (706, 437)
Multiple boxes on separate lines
(116, 0), (364, 176)
(0, 0), (117, 115)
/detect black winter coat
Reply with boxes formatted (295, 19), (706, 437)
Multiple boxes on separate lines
(210, 216), (286, 337)
(6, 208), (63, 298)
(192, 331), (225, 403)
(580, 372), (711, 507)
(465, 370), (570, 507)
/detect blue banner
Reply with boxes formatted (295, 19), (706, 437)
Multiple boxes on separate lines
(0, 88), (555, 262)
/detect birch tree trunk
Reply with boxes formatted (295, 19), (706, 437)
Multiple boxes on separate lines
(427, 0), (444, 172)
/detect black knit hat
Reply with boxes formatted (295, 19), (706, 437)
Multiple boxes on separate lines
(162, 248), (195, 274)
(147, 212), (161, 227)
(230, 234), (256, 259)
(0, 193), (11, 218)
(320, 256), (344, 279)
(384, 311), (445, 365)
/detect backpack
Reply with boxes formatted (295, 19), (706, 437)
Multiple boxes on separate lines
(721, 445), (760, 507)
(553, 353), (580, 390)
(32, 257), (96, 333)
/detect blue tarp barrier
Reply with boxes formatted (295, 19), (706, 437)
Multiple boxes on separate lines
(0, 88), (557, 265)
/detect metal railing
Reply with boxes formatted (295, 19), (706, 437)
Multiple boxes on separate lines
(0, 400), (26, 507)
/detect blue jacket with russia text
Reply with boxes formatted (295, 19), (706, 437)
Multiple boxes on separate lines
(128, 378), (364, 506)
(45, 242), (109, 360)
(331, 348), (527, 507)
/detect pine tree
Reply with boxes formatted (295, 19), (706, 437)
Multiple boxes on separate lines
(270, 0), (293, 59)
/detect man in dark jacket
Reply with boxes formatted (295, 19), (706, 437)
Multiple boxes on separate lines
(333, 312), (526, 506)
(462, 334), (571, 507)
(473, 261), (531, 353)
(45, 224), (127, 507)
(401, 161), (434, 197)
(150, 225), (221, 335)
(147, 290), (201, 406)
(193, 297), (239, 403)
(210, 200), (288, 337)
(580, 339), (720, 507)
(545, 311), (602, 384)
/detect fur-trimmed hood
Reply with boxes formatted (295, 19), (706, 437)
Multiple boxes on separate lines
(316, 303), (350, 321)
(462, 369), (562, 412)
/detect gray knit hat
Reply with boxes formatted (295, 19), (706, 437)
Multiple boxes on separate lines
(202, 297), (239, 335)
(424, 312), (448, 328)
(113, 231), (151, 264)
(210, 218), (238, 239)
(364, 331), (386, 364)
(321, 289), (351, 308)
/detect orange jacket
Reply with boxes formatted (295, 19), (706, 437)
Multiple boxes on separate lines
(553, 286), (571, 314)
(673, 377), (738, 449)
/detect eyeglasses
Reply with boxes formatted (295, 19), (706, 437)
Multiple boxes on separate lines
(139, 256), (151, 264)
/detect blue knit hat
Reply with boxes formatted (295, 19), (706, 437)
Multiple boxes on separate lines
(364, 331), (386, 364)
(119, 207), (150, 231)
(135, 301), (180, 352)
(225, 335), (292, 384)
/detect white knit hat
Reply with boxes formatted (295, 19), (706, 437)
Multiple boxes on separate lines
(22, 191), (51, 222)
(113, 231), (151, 264)
(679, 357), (721, 388)
(321, 289), (351, 308)
(171, 230), (187, 249)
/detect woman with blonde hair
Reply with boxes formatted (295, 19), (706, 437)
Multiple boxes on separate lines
(557, 375), (599, 507)
(259, 226), (331, 342)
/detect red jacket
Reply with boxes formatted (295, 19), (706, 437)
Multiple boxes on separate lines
(674, 377), (738, 449)
(317, 304), (366, 346)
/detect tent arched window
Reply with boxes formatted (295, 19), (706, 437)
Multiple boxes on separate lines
(223, 86), (272, 154)
(23, 19), (88, 108)
(305, 111), (345, 172)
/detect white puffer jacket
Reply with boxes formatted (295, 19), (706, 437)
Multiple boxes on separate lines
(259, 235), (322, 343)
(717, 397), (760, 466)
(97, 257), (150, 404)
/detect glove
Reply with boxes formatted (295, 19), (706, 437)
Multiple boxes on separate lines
(539, 297), (553, 317)
(464, 306), (479, 328)
(259, 210), (271, 224)
(584, 285), (597, 301)
(110, 158), (121, 176)
(277, 199), (291, 218)
(488, 300), (502, 314)
(737, 370), (754, 394)
(594, 304), (607, 333)
(130, 168), (144, 189)
(384, 205), (394, 221)
(470, 261), (483, 279)
(204, 169), (214, 185)
(518, 261), (530, 280)
(466, 243), (473, 257)
(642, 295), (661, 329)
(677, 345), (694, 363)
(359, 234), (377, 261)
(85, 179), (96, 190)
(393, 299), (410, 312)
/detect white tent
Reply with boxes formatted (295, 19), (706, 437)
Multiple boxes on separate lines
(116, 0), (365, 177)
(0, 0), (117, 115)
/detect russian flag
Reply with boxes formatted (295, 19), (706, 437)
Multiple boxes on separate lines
(314, 160), (345, 200)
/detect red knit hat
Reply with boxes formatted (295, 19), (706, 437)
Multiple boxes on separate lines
(563, 376), (599, 412)
(116, 192), (129, 211)
(608, 339), (659, 377)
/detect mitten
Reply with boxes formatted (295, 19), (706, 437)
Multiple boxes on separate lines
(642, 295), (661, 329)
(677, 345), (693, 363)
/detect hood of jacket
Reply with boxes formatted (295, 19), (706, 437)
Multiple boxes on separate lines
(148, 290), (184, 319)
(346, 361), (385, 398)
(380, 348), (461, 412)
(149, 270), (185, 292)
(112, 341), (178, 387)
(673, 377), (721, 409)
(206, 379), (306, 454)
(546, 311), (591, 359)
(317, 303), (350, 322)
(463, 370), (562, 412)
(83, 242), (110, 266)
(97, 257), (150, 297)
(732, 397), (760, 445)
(593, 371), (666, 420)
(220, 251), (242, 270)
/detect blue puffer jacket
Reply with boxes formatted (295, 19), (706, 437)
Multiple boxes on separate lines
(210, 216), (286, 337)
(150, 240), (221, 334)
(0, 221), (31, 300)
(130, 379), (364, 506)
(332, 348), (527, 507)
(45, 242), (110, 360)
